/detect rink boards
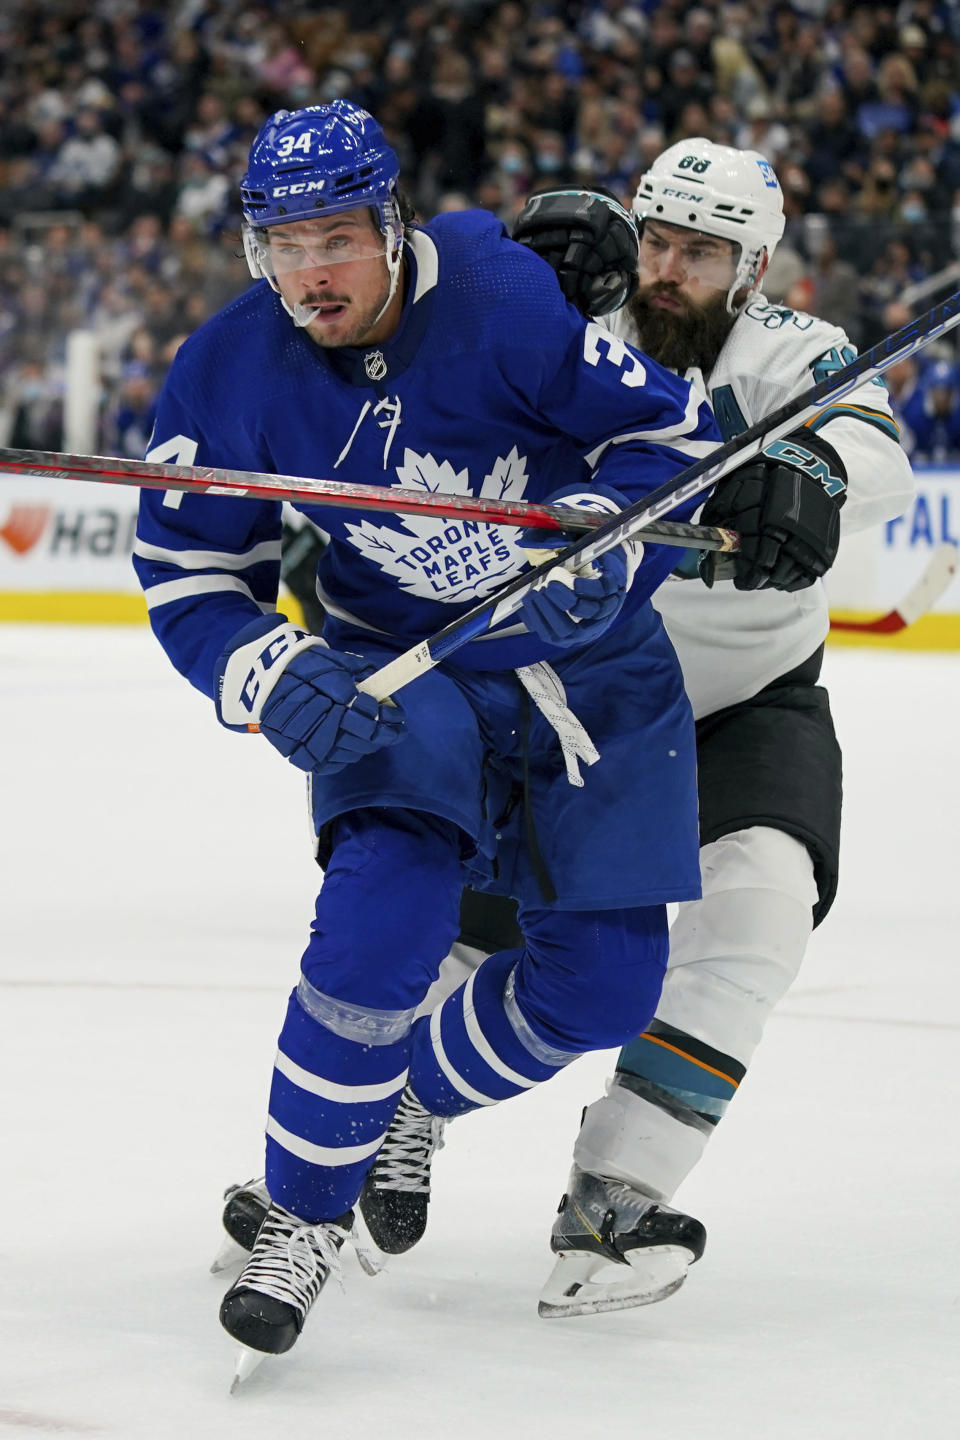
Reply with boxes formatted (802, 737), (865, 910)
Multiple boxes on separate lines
(1, 466), (959, 646)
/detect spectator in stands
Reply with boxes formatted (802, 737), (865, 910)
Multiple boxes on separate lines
(256, 22), (314, 101)
(102, 359), (157, 459)
(805, 89), (864, 188)
(173, 151), (230, 232)
(7, 360), (62, 450)
(901, 360), (960, 462)
(407, 48), (487, 197)
(856, 53), (919, 140)
(89, 284), (143, 383)
(48, 108), (122, 205)
(735, 94), (791, 165)
(805, 230), (863, 344)
(183, 93), (237, 169)
(659, 49), (713, 136)
(1, 0), (957, 458)
(886, 354), (923, 457)
(859, 236), (929, 345)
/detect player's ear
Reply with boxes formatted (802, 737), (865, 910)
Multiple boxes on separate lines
(755, 249), (770, 286)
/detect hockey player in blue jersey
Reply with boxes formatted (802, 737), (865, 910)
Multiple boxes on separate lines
(133, 101), (723, 1378)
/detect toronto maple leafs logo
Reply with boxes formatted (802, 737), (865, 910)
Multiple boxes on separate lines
(345, 447), (532, 602)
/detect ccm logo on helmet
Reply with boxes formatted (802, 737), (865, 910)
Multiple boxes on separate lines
(661, 188), (702, 203)
(272, 181), (326, 198)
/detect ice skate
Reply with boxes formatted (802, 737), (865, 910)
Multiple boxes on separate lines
(210, 1177), (271, 1273)
(220, 1202), (352, 1389)
(214, 1176), (385, 1278)
(358, 1085), (446, 1255)
(538, 1166), (706, 1319)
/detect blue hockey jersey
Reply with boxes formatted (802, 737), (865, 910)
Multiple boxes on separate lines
(134, 210), (720, 693)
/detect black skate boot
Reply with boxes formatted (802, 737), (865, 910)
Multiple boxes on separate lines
(358, 1085), (446, 1254)
(538, 1166), (706, 1318)
(214, 1176), (383, 1278)
(210, 1178), (270, 1273)
(220, 1202), (352, 1387)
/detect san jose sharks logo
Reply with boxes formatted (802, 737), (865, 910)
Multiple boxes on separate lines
(345, 446), (532, 602)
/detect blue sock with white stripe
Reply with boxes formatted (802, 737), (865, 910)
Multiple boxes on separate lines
(262, 805), (463, 1222)
(265, 989), (409, 1223)
(408, 948), (575, 1116)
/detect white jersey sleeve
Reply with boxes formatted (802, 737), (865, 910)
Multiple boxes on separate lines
(605, 300), (915, 718)
(708, 301), (913, 532)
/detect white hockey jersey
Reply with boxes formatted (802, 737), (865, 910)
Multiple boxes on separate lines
(607, 298), (915, 719)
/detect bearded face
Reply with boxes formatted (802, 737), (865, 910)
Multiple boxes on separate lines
(627, 220), (742, 374)
(626, 283), (736, 374)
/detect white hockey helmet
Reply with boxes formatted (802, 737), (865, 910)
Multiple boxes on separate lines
(633, 138), (786, 312)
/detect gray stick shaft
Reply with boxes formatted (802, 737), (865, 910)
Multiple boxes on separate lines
(0, 443), (738, 552)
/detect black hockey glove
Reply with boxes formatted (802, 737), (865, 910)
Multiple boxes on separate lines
(512, 188), (639, 318)
(699, 431), (847, 592)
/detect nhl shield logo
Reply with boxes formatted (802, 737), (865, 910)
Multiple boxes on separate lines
(364, 350), (387, 381)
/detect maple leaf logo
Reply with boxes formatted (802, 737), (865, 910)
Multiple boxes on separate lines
(480, 446), (530, 501)
(344, 448), (531, 602)
(394, 450), (471, 496)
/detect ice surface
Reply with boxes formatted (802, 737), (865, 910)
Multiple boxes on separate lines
(1, 627), (958, 1439)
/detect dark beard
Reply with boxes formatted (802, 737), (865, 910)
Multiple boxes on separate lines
(626, 287), (736, 375)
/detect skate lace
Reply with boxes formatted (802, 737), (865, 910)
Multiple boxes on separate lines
(240, 1207), (347, 1316)
(368, 1091), (446, 1195)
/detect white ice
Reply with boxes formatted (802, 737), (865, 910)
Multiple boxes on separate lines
(1, 626), (958, 1440)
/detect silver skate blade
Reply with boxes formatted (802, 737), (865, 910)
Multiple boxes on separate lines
(538, 1247), (690, 1319)
(210, 1233), (249, 1274)
(230, 1345), (267, 1393)
(349, 1207), (389, 1277)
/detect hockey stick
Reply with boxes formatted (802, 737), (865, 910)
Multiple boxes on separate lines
(359, 290), (960, 701)
(0, 443), (737, 553)
(830, 542), (958, 634)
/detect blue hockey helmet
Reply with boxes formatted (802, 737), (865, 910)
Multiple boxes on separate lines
(240, 102), (405, 327)
(241, 102), (400, 231)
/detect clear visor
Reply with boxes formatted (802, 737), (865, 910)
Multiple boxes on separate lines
(637, 224), (740, 295)
(250, 220), (389, 278)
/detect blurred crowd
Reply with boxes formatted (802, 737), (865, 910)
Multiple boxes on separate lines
(2, 0), (960, 462)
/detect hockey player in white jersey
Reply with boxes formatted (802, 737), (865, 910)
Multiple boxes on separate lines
(255, 138), (911, 1314)
(526, 142), (914, 1315)
(523, 142), (913, 1315)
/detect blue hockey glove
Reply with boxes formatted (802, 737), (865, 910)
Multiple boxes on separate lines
(517, 489), (643, 647)
(214, 616), (405, 775)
